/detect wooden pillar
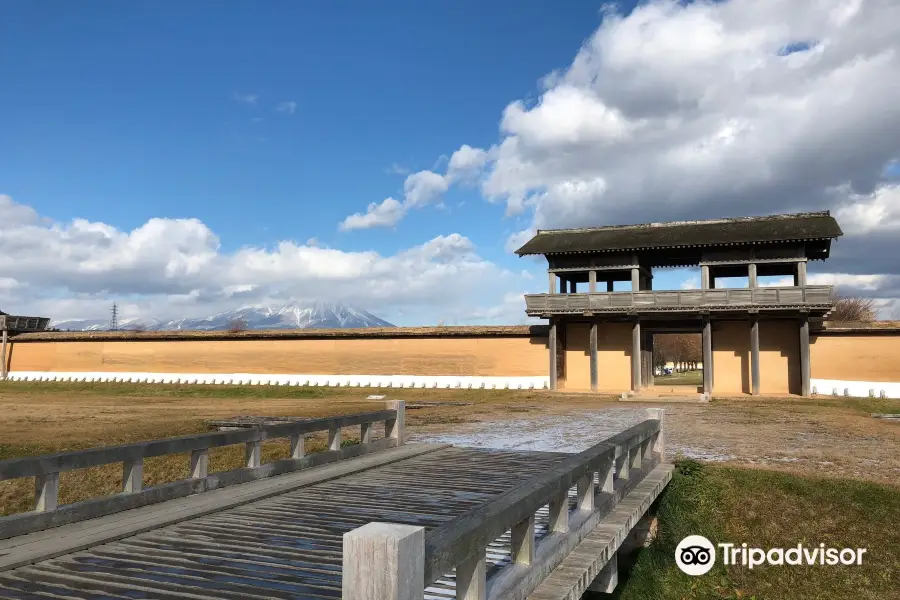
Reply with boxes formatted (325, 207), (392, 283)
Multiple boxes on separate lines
(589, 270), (597, 293)
(569, 280), (576, 293)
(589, 321), (598, 392)
(343, 523), (425, 600)
(549, 271), (557, 294)
(0, 329), (7, 379)
(750, 315), (760, 395)
(645, 332), (654, 387)
(799, 315), (810, 396)
(797, 261), (807, 287)
(607, 280), (614, 292)
(700, 265), (710, 289)
(631, 319), (641, 392)
(631, 267), (640, 291)
(748, 263), (758, 288)
(702, 318), (712, 395)
(549, 319), (558, 391)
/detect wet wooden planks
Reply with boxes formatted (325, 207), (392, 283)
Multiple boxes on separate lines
(0, 446), (569, 600)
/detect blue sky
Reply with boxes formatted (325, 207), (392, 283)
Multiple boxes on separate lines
(2, 1), (609, 259)
(2, 0), (898, 324)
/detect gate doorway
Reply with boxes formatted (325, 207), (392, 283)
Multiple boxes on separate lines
(649, 332), (703, 394)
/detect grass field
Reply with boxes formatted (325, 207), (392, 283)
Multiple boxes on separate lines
(604, 461), (900, 600)
(654, 369), (704, 386)
(1, 380), (898, 598)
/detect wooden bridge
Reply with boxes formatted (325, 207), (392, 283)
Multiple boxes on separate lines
(0, 401), (672, 600)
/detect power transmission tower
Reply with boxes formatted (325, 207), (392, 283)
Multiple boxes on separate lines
(110, 303), (118, 331)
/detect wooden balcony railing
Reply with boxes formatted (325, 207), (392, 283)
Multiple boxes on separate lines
(525, 285), (834, 315)
(0, 315), (51, 332)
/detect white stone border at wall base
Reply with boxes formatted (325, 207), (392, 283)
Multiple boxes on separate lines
(4, 372), (550, 390)
(811, 378), (900, 399)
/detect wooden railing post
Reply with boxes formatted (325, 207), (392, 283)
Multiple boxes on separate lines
(386, 400), (406, 445)
(245, 440), (261, 468)
(343, 522), (425, 600)
(328, 427), (343, 452)
(645, 408), (665, 462)
(599, 458), (615, 493)
(629, 443), (641, 472)
(360, 421), (373, 445)
(549, 490), (569, 533)
(122, 458), (143, 493)
(290, 434), (305, 459)
(511, 515), (535, 565)
(190, 448), (209, 478)
(456, 551), (487, 600)
(34, 472), (59, 512)
(615, 450), (629, 481)
(576, 472), (595, 512)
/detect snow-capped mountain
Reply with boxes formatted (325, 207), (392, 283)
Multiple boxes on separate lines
(51, 302), (395, 331)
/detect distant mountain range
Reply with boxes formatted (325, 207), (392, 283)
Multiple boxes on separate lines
(51, 302), (396, 331)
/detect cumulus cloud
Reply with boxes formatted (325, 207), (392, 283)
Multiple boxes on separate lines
(339, 144), (490, 230)
(350, 0), (900, 312)
(0, 196), (524, 325)
(339, 197), (405, 231)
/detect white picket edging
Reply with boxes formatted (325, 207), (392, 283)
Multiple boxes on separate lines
(811, 378), (900, 399)
(5, 371), (550, 390)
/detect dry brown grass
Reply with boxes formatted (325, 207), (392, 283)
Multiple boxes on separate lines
(0, 381), (619, 516)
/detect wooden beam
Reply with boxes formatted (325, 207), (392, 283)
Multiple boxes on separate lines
(589, 321), (598, 392)
(631, 267), (640, 291)
(631, 319), (641, 392)
(797, 260), (808, 287)
(750, 315), (760, 395)
(800, 315), (810, 396)
(702, 318), (712, 395)
(549, 320), (558, 391)
(700, 265), (710, 289)
(748, 263), (758, 288)
(588, 270), (597, 293)
(549, 271), (557, 294)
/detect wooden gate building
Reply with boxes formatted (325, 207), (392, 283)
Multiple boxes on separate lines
(516, 212), (843, 396)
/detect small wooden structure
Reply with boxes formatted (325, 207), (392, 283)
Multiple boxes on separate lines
(516, 211), (843, 396)
(0, 312), (51, 379)
(0, 403), (670, 599)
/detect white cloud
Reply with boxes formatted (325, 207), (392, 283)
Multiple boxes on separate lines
(339, 144), (489, 230)
(0, 196), (524, 325)
(232, 92), (258, 105)
(447, 145), (489, 183)
(276, 101), (297, 115)
(403, 171), (449, 208)
(339, 197), (405, 231)
(348, 0), (900, 308)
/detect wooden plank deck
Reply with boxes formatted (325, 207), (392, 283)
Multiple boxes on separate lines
(0, 446), (570, 599)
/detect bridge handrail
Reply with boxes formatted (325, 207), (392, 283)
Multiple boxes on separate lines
(342, 409), (666, 600)
(0, 401), (404, 540)
(423, 417), (659, 586)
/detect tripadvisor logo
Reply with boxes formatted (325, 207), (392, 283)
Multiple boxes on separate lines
(676, 535), (868, 575)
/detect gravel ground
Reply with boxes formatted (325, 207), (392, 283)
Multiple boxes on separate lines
(410, 399), (900, 485)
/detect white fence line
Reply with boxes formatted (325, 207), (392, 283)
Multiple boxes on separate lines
(811, 378), (900, 399)
(5, 371), (550, 390)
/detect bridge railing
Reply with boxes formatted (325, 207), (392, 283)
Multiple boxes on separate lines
(0, 401), (405, 540)
(343, 408), (665, 600)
